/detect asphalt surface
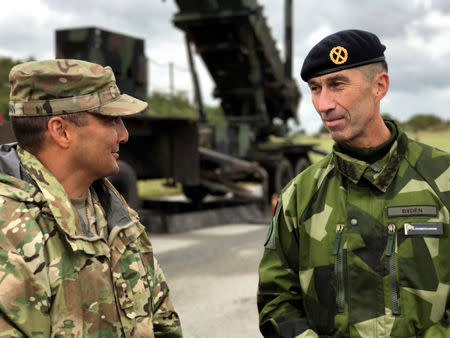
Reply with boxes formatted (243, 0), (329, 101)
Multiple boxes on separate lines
(150, 223), (269, 338)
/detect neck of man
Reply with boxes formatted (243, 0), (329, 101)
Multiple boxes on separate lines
(58, 174), (93, 199)
(336, 120), (397, 163)
(35, 147), (94, 199)
(342, 114), (391, 149)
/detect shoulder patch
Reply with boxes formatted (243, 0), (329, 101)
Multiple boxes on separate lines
(264, 201), (282, 250)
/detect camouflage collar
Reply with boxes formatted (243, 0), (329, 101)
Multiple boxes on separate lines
(0, 171), (42, 204)
(332, 130), (407, 192)
(16, 146), (135, 250)
(0, 143), (42, 203)
(16, 146), (85, 238)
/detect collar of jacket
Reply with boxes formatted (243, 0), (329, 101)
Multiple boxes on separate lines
(332, 121), (408, 192)
(0, 143), (44, 205)
(14, 145), (139, 255)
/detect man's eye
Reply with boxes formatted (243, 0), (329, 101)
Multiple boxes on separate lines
(331, 82), (344, 88)
(101, 116), (120, 124)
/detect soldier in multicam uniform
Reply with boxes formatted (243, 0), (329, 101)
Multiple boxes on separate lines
(258, 29), (449, 337)
(0, 59), (182, 337)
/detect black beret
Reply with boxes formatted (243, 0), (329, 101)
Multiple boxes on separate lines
(300, 29), (386, 82)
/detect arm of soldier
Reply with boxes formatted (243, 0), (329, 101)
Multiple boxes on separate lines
(257, 200), (317, 338)
(151, 256), (183, 338)
(0, 240), (51, 337)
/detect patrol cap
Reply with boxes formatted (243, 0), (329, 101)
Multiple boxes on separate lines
(300, 29), (386, 82)
(9, 59), (148, 117)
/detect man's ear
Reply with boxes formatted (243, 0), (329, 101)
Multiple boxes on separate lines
(373, 72), (389, 102)
(47, 116), (72, 149)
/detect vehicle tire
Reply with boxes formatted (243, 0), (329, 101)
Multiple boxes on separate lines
(273, 159), (294, 195)
(183, 185), (208, 204)
(294, 157), (311, 175)
(108, 160), (141, 209)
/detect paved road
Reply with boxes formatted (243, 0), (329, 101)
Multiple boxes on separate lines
(150, 223), (269, 338)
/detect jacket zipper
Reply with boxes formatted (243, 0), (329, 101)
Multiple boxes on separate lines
(384, 223), (401, 315)
(333, 224), (345, 313)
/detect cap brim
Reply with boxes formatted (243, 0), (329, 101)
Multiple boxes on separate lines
(92, 94), (148, 116)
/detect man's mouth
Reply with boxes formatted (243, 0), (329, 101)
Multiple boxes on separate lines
(321, 113), (345, 127)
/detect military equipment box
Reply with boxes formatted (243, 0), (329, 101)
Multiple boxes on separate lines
(56, 27), (147, 101)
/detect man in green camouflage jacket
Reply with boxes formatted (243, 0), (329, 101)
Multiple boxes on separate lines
(0, 59), (182, 337)
(258, 30), (449, 337)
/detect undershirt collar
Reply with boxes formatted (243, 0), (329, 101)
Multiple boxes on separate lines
(335, 120), (397, 163)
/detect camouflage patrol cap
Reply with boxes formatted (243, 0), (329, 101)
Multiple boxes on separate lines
(9, 59), (148, 117)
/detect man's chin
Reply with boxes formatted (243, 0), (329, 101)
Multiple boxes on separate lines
(111, 166), (120, 176)
(329, 131), (349, 143)
(105, 165), (120, 179)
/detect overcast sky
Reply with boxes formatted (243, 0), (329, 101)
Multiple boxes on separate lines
(2, 0), (450, 133)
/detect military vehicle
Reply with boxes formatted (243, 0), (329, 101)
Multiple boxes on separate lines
(170, 0), (326, 198)
(4, 0), (325, 207)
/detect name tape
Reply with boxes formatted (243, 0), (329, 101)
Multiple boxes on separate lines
(387, 205), (437, 218)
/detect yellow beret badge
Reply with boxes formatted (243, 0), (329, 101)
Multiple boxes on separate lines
(329, 46), (348, 65)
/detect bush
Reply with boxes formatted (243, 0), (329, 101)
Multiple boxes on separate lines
(404, 114), (442, 130)
(0, 56), (35, 121)
(147, 90), (225, 123)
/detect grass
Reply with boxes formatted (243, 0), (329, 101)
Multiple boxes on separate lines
(292, 134), (334, 163)
(407, 130), (450, 153)
(138, 129), (450, 198)
(138, 179), (182, 199)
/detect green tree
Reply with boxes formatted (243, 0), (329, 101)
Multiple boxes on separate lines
(204, 104), (226, 124)
(147, 90), (225, 123)
(405, 114), (442, 130)
(147, 91), (197, 118)
(0, 56), (34, 121)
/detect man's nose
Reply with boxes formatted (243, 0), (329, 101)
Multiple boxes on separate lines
(117, 118), (129, 144)
(317, 88), (335, 114)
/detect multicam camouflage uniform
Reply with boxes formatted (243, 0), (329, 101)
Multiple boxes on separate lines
(258, 123), (449, 337)
(0, 59), (182, 337)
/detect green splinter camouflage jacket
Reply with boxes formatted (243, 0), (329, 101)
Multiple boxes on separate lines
(0, 144), (182, 337)
(258, 125), (449, 337)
